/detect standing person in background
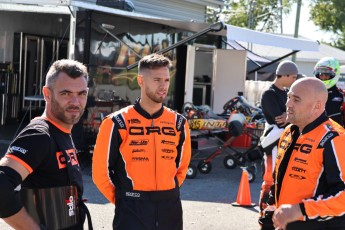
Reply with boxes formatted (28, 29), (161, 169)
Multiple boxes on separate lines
(0, 59), (92, 229)
(258, 60), (298, 229)
(313, 57), (344, 126)
(265, 77), (345, 230)
(92, 53), (191, 230)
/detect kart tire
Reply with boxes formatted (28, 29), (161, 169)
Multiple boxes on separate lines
(247, 168), (256, 183)
(197, 160), (212, 174)
(186, 164), (198, 179)
(223, 155), (237, 169)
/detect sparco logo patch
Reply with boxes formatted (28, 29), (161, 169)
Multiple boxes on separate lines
(65, 196), (75, 216)
(177, 116), (183, 130)
(10, 146), (28, 154)
(115, 115), (125, 128)
(129, 140), (149, 146)
(126, 192), (140, 198)
(319, 132), (335, 147)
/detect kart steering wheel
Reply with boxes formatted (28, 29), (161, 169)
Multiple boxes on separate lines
(223, 97), (240, 112)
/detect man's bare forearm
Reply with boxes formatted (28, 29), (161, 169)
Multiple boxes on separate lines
(3, 207), (40, 230)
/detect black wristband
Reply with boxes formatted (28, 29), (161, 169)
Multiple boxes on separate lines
(0, 166), (23, 218)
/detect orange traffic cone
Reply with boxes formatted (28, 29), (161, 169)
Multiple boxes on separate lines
(231, 168), (256, 207)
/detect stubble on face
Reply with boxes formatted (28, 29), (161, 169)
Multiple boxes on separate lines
(141, 67), (169, 104)
(286, 81), (322, 129)
(50, 93), (84, 125)
(145, 85), (166, 103)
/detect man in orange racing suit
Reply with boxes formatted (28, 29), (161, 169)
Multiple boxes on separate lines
(263, 77), (345, 230)
(92, 53), (191, 230)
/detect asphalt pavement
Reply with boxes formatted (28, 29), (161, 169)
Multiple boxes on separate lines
(0, 143), (263, 229)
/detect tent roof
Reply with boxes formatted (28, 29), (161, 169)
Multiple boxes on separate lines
(0, 0), (320, 52)
(226, 40), (271, 63)
(244, 39), (345, 64)
(226, 24), (319, 51)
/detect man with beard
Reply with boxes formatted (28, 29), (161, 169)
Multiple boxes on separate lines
(0, 59), (92, 229)
(92, 53), (191, 230)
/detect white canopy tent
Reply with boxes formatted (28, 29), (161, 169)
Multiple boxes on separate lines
(0, 0), (320, 53)
(226, 24), (319, 51)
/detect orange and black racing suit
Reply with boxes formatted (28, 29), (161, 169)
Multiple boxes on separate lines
(267, 113), (345, 229)
(92, 99), (191, 230)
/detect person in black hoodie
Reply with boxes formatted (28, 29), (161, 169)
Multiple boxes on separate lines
(258, 60), (298, 230)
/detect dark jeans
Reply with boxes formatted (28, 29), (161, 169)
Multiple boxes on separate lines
(113, 197), (183, 230)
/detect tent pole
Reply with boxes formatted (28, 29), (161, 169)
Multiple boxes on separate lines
(248, 50), (299, 74)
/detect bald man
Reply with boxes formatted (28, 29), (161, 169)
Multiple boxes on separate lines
(261, 78), (345, 230)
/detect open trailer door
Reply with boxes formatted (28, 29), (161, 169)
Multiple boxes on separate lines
(212, 49), (246, 113)
(184, 46), (247, 114)
(184, 45), (197, 107)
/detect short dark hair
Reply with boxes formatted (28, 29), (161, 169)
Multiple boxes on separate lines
(45, 59), (88, 87)
(138, 53), (172, 74)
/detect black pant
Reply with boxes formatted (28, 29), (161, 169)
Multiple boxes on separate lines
(113, 196), (183, 230)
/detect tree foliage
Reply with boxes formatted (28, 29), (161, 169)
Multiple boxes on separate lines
(207, 0), (294, 33)
(309, 0), (345, 50)
(207, 0), (345, 50)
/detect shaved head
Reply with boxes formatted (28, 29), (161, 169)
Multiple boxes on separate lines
(286, 77), (328, 130)
(292, 77), (328, 106)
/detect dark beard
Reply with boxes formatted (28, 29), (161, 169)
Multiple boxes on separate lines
(51, 96), (84, 125)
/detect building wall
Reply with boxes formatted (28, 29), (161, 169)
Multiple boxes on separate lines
(0, 11), (70, 63)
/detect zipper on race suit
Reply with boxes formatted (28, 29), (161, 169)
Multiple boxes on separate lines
(152, 119), (157, 190)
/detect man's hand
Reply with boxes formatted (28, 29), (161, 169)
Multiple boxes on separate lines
(264, 205), (277, 213)
(275, 112), (287, 126)
(259, 205), (276, 229)
(272, 204), (303, 230)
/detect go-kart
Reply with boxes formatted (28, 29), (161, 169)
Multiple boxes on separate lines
(183, 96), (265, 182)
